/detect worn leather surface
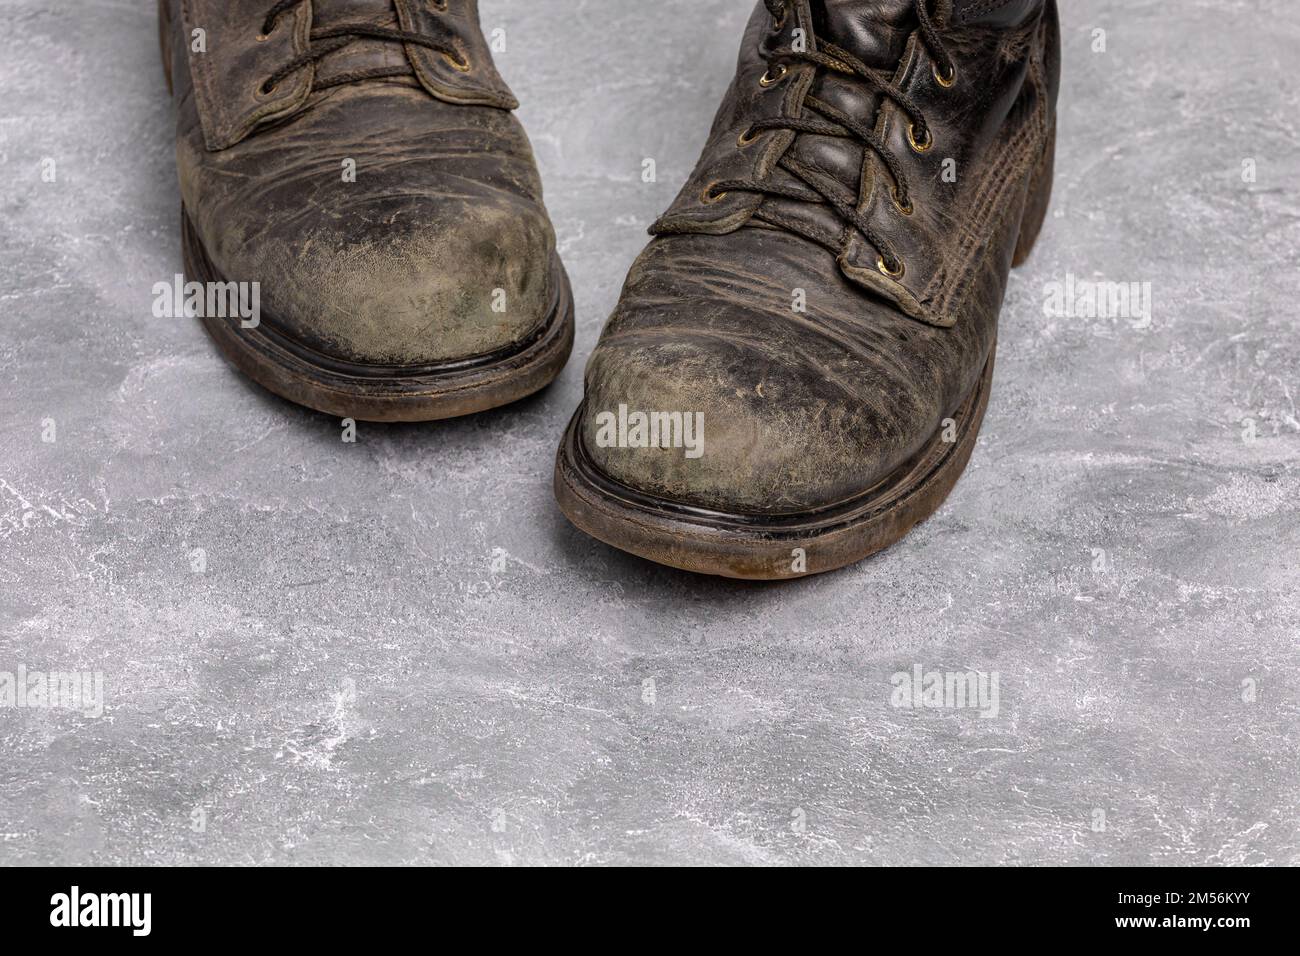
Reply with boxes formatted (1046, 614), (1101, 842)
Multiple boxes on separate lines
(165, 0), (555, 367)
(581, 0), (1060, 516)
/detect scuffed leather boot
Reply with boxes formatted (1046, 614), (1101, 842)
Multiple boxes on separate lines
(159, 0), (573, 421)
(556, 0), (1059, 578)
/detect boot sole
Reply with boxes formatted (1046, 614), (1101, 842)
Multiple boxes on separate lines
(555, 125), (1054, 580)
(181, 209), (575, 422)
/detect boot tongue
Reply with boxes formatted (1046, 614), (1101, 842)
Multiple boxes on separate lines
(811, 0), (919, 68)
(307, 0), (411, 90)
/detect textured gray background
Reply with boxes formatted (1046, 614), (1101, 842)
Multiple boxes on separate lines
(1, 0), (1298, 866)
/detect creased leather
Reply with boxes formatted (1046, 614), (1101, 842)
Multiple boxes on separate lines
(583, 229), (978, 515)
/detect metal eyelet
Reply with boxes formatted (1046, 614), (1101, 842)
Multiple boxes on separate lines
(442, 50), (472, 72)
(892, 189), (914, 216)
(771, 9), (787, 31)
(907, 122), (933, 153)
(933, 61), (957, 88)
(737, 127), (760, 148)
(877, 254), (905, 279)
(759, 64), (788, 88)
(701, 183), (729, 204)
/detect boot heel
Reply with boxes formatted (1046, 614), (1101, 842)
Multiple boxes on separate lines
(1012, 124), (1055, 267)
(158, 0), (174, 95)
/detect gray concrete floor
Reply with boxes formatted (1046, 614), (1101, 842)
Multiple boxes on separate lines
(1, 0), (1298, 866)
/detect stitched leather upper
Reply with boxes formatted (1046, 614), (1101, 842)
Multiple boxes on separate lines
(581, 0), (1060, 516)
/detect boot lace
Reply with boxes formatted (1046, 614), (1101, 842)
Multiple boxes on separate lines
(708, 0), (955, 277)
(257, 0), (468, 95)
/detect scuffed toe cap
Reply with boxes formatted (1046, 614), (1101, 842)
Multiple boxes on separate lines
(230, 193), (556, 367)
(178, 83), (558, 368)
(575, 231), (992, 517)
(579, 329), (945, 517)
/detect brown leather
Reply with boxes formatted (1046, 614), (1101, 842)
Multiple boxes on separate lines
(573, 0), (1060, 517)
(164, 0), (560, 370)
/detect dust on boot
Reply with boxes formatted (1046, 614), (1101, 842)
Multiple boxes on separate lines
(556, 0), (1060, 578)
(159, 0), (573, 421)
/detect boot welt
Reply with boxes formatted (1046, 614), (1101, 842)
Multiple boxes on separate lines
(180, 207), (575, 423)
(554, 344), (996, 580)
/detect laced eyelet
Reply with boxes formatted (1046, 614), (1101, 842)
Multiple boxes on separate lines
(892, 189), (914, 216)
(877, 255), (905, 279)
(759, 64), (788, 88)
(442, 50), (472, 72)
(737, 127), (760, 148)
(907, 122), (933, 153)
(701, 183), (729, 205)
(933, 61), (957, 88)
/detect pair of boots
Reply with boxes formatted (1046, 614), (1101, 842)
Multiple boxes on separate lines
(161, 0), (1060, 579)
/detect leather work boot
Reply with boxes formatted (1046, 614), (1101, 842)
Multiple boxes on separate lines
(158, 0), (573, 421)
(556, 0), (1059, 579)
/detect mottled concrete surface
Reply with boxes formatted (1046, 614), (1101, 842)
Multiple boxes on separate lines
(1, 0), (1298, 866)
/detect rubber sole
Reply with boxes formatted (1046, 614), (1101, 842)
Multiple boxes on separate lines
(554, 124), (1055, 580)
